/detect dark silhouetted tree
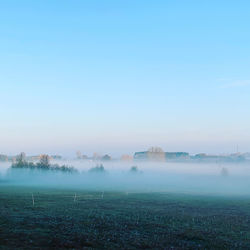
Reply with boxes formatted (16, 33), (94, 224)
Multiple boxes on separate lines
(38, 154), (50, 169)
(88, 164), (106, 174)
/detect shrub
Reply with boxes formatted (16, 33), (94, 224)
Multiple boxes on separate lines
(130, 166), (138, 173)
(129, 166), (143, 174)
(88, 164), (106, 174)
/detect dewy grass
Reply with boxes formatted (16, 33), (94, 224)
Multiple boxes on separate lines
(1, 186), (250, 249)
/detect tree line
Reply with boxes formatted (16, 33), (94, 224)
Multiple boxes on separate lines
(11, 154), (78, 173)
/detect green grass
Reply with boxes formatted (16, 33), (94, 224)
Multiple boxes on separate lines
(1, 186), (250, 249)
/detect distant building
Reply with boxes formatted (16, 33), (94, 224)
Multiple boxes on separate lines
(134, 147), (190, 161)
(134, 150), (165, 161)
(134, 147), (189, 161)
(121, 154), (133, 161)
(193, 153), (245, 162)
(194, 153), (226, 162)
(165, 152), (190, 160)
(134, 151), (149, 160)
(147, 147), (165, 161)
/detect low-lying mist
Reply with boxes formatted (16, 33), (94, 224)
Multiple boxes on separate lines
(1, 160), (250, 196)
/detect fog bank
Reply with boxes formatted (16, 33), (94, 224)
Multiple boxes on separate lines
(1, 161), (250, 196)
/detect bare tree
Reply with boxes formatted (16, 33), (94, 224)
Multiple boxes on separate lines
(39, 154), (50, 168)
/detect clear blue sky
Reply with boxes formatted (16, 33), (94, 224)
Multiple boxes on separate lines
(0, 0), (250, 156)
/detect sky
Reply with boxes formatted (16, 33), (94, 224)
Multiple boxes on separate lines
(0, 0), (250, 157)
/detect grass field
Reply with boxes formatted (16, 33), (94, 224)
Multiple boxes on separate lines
(1, 185), (250, 249)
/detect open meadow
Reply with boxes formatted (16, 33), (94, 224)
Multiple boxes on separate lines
(1, 185), (250, 249)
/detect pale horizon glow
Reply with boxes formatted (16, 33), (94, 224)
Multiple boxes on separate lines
(0, 1), (250, 157)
